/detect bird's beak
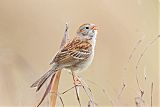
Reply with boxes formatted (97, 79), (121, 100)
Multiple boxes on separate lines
(91, 26), (98, 30)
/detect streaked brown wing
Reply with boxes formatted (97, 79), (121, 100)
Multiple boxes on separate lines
(50, 37), (92, 65)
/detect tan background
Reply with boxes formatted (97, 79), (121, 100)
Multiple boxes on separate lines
(0, 0), (159, 107)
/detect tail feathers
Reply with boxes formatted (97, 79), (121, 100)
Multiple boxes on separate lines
(31, 65), (58, 92)
(36, 69), (55, 92)
(30, 71), (52, 88)
(37, 74), (55, 107)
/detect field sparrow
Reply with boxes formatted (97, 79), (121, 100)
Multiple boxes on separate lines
(31, 23), (98, 92)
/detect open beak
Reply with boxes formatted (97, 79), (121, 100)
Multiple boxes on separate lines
(91, 26), (98, 30)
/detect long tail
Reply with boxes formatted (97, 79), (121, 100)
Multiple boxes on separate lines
(31, 64), (58, 92)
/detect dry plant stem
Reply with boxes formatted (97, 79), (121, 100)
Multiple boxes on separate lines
(128, 36), (145, 63)
(136, 71), (144, 97)
(61, 86), (76, 95)
(84, 78), (115, 107)
(124, 36), (146, 98)
(51, 92), (65, 107)
(136, 35), (160, 69)
(57, 93), (64, 107)
(134, 35), (159, 107)
(116, 82), (126, 100)
(60, 23), (69, 48)
(59, 77), (97, 107)
(36, 70), (62, 107)
(71, 72), (82, 107)
(125, 36), (145, 98)
(102, 89), (115, 107)
(50, 72), (61, 106)
(60, 75), (115, 107)
(82, 86), (96, 107)
(151, 82), (153, 107)
(50, 23), (69, 107)
(117, 36), (145, 106)
(88, 100), (91, 107)
(80, 78), (97, 107)
(123, 35), (144, 78)
(125, 36), (146, 107)
(136, 35), (160, 91)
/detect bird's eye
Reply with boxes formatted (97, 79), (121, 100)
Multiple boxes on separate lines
(85, 27), (89, 29)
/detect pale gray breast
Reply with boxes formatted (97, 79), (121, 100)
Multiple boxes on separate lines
(72, 50), (94, 72)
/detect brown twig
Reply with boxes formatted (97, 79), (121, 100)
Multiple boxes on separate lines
(50, 23), (69, 107)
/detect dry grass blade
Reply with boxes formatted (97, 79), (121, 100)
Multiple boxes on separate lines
(136, 35), (160, 69)
(84, 78), (115, 107)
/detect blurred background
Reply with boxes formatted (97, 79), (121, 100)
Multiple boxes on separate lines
(0, 0), (159, 107)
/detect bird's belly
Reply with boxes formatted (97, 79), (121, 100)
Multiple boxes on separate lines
(67, 52), (94, 73)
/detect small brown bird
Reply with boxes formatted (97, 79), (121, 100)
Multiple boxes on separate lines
(31, 23), (98, 93)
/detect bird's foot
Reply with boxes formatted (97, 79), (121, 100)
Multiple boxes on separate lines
(73, 75), (82, 86)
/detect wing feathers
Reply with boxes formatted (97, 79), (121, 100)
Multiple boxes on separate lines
(50, 37), (92, 65)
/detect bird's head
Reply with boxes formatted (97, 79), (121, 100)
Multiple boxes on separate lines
(77, 23), (98, 40)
